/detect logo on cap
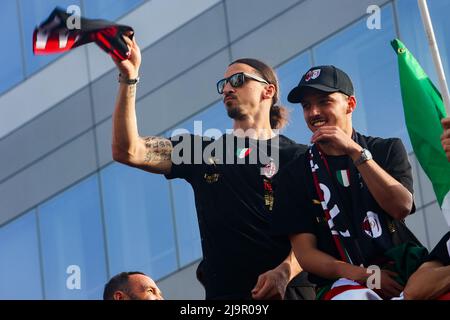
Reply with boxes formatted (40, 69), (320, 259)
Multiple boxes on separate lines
(305, 69), (321, 82)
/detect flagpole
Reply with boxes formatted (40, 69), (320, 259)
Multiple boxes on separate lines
(417, 0), (450, 115)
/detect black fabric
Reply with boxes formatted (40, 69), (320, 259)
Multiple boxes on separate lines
(33, 7), (133, 60)
(165, 133), (311, 299)
(390, 219), (423, 247)
(272, 132), (415, 286)
(287, 65), (354, 103)
(383, 242), (428, 286)
(308, 144), (388, 266)
(426, 231), (450, 265)
(284, 272), (316, 300)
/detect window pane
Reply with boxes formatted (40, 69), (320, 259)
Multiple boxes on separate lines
(100, 163), (177, 280)
(397, 0), (450, 88)
(277, 52), (312, 144)
(313, 4), (411, 150)
(170, 101), (231, 139)
(0, 210), (43, 299)
(170, 180), (202, 266)
(19, 0), (81, 76)
(38, 175), (107, 299)
(0, 0), (24, 94)
(167, 103), (231, 266)
(83, 0), (144, 21)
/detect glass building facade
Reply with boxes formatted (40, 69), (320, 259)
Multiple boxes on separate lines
(1, 0), (449, 299)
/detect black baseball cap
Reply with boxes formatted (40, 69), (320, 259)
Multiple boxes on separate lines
(287, 65), (354, 103)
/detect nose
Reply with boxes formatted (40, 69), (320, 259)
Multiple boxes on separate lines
(305, 103), (320, 116)
(222, 81), (235, 95)
(310, 105), (320, 115)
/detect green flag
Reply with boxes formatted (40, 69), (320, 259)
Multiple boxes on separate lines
(391, 39), (450, 225)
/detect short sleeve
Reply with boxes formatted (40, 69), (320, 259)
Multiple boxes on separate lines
(381, 138), (414, 194)
(164, 134), (207, 183)
(271, 158), (316, 236)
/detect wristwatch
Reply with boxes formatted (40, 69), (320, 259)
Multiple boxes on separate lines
(354, 148), (372, 166)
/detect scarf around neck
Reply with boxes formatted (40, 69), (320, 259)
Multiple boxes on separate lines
(308, 131), (394, 266)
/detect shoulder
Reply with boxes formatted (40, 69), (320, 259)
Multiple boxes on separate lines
(279, 134), (297, 144)
(278, 134), (308, 155)
(358, 134), (407, 160)
(274, 150), (308, 184)
(278, 134), (306, 148)
(361, 134), (403, 151)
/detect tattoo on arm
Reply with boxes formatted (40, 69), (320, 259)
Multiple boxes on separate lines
(128, 85), (136, 98)
(143, 137), (172, 163)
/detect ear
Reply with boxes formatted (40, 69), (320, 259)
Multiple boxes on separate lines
(262, 84), (276, 100)
(113, 291), (126, 300)
(346, 95), (357, 114)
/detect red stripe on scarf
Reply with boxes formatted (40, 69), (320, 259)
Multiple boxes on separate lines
(323, 284), (367, 300)
(437, 291), (450, 300)
(310, 148), (348, 263)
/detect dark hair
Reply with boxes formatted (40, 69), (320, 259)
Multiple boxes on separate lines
(103, 271), (146, 300)
(229, 58), (289, 129)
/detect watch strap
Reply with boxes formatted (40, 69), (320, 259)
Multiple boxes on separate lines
(118, 73), (139, 84)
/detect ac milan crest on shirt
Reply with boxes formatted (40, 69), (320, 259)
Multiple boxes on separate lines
(304, 69), (321, 82)
(261, 159), (277, 178)
(362, 211), (382, 238)
(33, 7), (134, 61)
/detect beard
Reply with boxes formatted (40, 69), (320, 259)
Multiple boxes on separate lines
(225, 103), (246, 120)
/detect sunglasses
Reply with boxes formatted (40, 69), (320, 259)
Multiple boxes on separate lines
(216, 72), (269, 94)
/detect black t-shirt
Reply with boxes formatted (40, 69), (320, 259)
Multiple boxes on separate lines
(426, 231), (450, 265)
(272, 135), (414, 286)
(165, 133), (307, 299)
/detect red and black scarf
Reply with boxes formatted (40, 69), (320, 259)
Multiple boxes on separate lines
(308, 131), (394, 266)
(33, 7), (133, 61)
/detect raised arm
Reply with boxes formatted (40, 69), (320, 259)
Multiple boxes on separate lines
(111, 34), (172, 175)
(348, 143), (413, 220)
(313, 127), (413, 220)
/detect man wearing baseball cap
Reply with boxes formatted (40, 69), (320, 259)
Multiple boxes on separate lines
(272, 65), (422, 299)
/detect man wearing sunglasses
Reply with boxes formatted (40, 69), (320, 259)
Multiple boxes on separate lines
(110, 35), (314, 300)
